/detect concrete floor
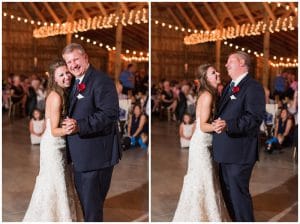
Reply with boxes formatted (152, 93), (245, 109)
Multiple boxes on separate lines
(151, 119), (298, 222)
(2, 115), (148, 222)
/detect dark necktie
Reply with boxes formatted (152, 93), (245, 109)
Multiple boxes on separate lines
(228, 81), (235, 93)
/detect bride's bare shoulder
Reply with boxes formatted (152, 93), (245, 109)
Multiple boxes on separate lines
(46, 91), (62, 104)
(197, 91), (213, 104)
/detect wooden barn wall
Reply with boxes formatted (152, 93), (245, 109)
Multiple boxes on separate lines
(3, 17), (109, 80)
(152, 25), (213, 83)
(152, 25), (252, 85)
(152, 25), (276, 88)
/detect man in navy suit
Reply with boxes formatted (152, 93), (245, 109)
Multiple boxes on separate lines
(212, 51), (265, 221)
(62, 43), (121, 221)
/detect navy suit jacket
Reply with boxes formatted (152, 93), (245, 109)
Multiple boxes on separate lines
(66, 65), (122, 172)
(212, 74), (265, 164)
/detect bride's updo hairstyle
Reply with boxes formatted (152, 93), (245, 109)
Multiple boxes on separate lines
(47, 58), (69, 118)
(196, 63), (217, 118)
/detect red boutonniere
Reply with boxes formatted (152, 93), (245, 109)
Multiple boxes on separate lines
(232, 86), (240, 94)
(77, 83), (86, 93)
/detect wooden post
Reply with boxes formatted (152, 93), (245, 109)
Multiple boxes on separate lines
(108, 50), (115, 76)
(114, 3), (123, 82)
(6, 16), (13, 74)
(32, 29), (37, 74)
(66, 16), (72, 45)
(66, 33), (72, 45)
(184, 45), (188, 79)
(216, 39), (221, 72)
(262, 16), (270, 87)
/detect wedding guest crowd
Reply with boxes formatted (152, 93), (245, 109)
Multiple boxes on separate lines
(151, 68), (297, 151)
(3, 63), (149, 151)
(3, 73), (47, 117)
(118, 64), (149, 150)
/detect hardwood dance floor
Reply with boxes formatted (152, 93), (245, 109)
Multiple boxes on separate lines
(2, 115), (148, 222)
(151, 119), (298, 222)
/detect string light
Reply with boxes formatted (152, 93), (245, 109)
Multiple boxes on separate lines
(223, 40), (298, 68)
(3, 11), (51, 27)
(122, 55), (149, 62)
(33, 8), (148, 38)
(270, 62), (298, 68)
(2, 9), (148, 58)
(153, 15), (296, 45)
(74, 34), (148, 61)
(184, 16), (296, 45)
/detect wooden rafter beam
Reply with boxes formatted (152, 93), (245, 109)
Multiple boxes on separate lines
(240, 2), (255, 24)
(176, 3), (196, 29)
(220, 2), (238, 26)
(289, 3), (298, 16)
(120, 2), (129, 14)
(96, 2), (107, 16)
(282, 9), (292, 20)
(17, 2), (33, 21)
(167, 8), (183, 28)
(29, 2), (46, 23)
(134, 4), (146, 11)
(203, 2), (220, 27)
(77, 2), (90, 19)
(71, 4), (79, 17)
(188, 2), (210, 30)
(262, 2), (276, 21)
(277, 31), (298, 46)
(123, 27), (146, 48)
(43, 3), (61, 23)
(132, 24), (148, 37)
(59, 2), (71, 18)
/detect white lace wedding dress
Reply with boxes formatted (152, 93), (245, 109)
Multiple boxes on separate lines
(23, 118), (83, 222)
(173, 118), (229, 222)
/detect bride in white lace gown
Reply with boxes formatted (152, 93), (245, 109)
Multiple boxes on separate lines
(173, 64), (229, 222)
(23, 59), (83, 222)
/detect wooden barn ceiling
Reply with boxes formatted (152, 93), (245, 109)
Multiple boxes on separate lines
(152, 2), (298, 58)
(2, 2), (148, 52)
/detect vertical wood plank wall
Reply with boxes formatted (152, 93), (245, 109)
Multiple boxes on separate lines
(3, 17), (109, 79)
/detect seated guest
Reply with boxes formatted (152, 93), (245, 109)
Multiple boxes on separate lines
(29, 108), (45, 145)
(179, 113), (195, 148)
(265, 108), (294, 153)
(127, 104), (148, 148)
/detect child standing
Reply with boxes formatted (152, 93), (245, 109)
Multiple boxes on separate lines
(179, 113), (195, 148)
(29, 109), (45, 145)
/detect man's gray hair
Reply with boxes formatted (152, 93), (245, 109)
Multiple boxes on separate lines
(231, 51), (251, 69)
(62, 43), (86, 56)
